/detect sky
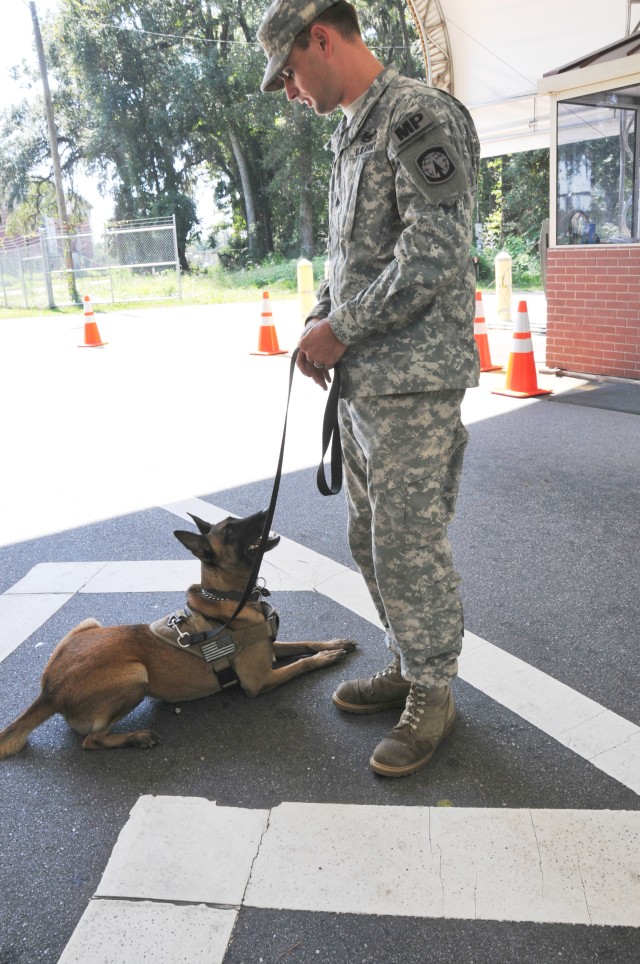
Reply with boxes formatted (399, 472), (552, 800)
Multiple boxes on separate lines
(1, 0), (114, 229)
(0, 1), (216, 235)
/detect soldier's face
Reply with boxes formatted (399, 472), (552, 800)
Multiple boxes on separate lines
(279, 40), (339, 115)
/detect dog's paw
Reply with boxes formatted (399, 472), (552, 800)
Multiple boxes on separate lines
(313, 649), (349, 667)
(322, 638), (357, 653)
(131, 730), (162, 749)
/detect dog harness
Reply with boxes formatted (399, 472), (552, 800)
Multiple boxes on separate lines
(149, 598), (280, 690)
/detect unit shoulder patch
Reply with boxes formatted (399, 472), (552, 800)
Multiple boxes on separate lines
(390, 109), (435, 151)
(416, 146), (456, 184)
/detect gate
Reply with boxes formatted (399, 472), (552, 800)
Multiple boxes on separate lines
(0, 216), (181, 309)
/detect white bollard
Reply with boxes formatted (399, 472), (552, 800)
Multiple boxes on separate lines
(297, 258), (315, 324)
(495, 250), (513, 325)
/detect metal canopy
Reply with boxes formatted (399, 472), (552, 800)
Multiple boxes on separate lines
(409, 0), (633, 155)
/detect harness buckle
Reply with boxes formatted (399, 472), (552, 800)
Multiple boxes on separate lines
(167, 611), (192, 649)
(251, 577), (270, 603)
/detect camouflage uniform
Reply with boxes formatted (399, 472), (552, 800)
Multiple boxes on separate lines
(309, 67), (480, 687)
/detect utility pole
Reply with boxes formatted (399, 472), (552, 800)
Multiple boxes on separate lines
(29, 0), (80, 304)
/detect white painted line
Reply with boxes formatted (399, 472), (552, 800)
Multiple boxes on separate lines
(162, 498), (231, 525)
(57, 899), (237, 964)
(161, 501), (640, 797)
(78, 560), (200, 594)
(77, 796), (640, 928)
(316, 568), (383, 626)
(7, 562), (108, 595)
(459, 632), (640, 795)
(0, 593), (72, 662)
(2, 499), (638, 794)
(245, 802), (640, 926)
(95, 796), (269, 906)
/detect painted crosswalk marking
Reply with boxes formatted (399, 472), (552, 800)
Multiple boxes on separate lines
(4, 497), (640, 796)
(58, 794), (640, 963)
(2, 498), (639, 962)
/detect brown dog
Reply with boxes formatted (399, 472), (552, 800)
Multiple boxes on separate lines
(0, 510), (356, 757)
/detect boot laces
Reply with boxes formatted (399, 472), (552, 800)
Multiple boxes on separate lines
(400, 685), (427, 731)
(374, 659), (401, 680)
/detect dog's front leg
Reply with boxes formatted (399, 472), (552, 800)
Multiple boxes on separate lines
(242, 646), (353, 697)
(272, 638), (356, 658)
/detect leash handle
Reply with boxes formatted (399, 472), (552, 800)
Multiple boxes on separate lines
(316, 364), (342, 496)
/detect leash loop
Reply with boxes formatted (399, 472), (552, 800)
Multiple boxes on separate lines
(316, 363), (342, 497)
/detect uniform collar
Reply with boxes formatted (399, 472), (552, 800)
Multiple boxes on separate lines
(328, 65), (399, 154)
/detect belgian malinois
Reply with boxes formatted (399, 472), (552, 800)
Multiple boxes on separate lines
(0, 511), (356, 757)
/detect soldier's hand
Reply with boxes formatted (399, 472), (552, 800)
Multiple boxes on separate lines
(298, 318), (346, 388)
(296, 347), (332, 390)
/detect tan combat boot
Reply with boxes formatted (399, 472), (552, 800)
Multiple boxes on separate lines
(369, 683), (456, 777)
(331, 659), (411, 714)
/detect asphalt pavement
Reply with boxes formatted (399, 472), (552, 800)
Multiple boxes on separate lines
(1, 292), (639, 964)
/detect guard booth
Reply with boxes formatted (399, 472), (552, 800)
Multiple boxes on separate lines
(538, 35), (640, 381)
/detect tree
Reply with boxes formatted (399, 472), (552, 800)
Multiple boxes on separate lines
(1, 0), (427, 269)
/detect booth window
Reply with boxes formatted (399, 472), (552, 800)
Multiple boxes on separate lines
(557, 84), (640, 244)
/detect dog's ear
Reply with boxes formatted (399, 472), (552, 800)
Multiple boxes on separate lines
(187, 513), (213, 535)
(173, 530), (215, 562)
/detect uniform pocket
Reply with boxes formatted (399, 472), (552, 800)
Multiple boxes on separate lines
(338, 158), (364, 242)
(373, 476), (446, 551)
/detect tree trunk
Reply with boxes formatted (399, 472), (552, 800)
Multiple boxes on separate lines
(229, 129), (260, 260)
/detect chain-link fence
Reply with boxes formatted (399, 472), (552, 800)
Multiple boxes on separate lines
(0, 216), (181, 309)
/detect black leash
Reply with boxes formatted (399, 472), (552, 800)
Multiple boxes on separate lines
(201, 348), (342, 640)
(316, 355), (342, 496)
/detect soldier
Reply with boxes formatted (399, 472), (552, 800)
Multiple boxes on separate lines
(258, 0), (480, 777)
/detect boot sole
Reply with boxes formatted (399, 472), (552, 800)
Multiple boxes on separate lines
(331, 692), (410, 715)
(369, 716), (457, 777)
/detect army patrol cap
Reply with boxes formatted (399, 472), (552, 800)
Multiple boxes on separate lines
(258, 0), (339, 92)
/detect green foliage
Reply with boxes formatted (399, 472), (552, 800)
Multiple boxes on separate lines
(1, 0), (548, 290)
(1, 0), (427, 270)
(208, 254), (327, 292)
(4, 182), (90, 237)
(475, 236), (542, 290)
(476, 148), (549, 289)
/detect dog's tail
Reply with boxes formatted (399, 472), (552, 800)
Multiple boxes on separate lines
(0, 695), (55, 759)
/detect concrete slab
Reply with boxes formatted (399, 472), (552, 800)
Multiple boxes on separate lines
(95, 795), (269, 905)
(57, 899), (237, 964)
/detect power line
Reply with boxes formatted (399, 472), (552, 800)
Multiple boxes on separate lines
(80, 18), (419, 52)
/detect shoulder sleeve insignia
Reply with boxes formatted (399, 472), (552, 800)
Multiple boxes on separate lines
(416, 147), (456, 184)
(390, 109), (435, 150)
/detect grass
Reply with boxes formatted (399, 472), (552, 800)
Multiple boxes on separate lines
(0, 256), (325, 320)
(0, 253), (543, 321)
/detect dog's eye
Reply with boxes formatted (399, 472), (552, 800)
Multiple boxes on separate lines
(225, 526), (236, 539)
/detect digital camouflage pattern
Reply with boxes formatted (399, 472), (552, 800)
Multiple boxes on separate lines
(338, 390), (468, 687)
(308, 65), (481, 397)
(257, 0), (339, 92)
(302, 63), (481, 687)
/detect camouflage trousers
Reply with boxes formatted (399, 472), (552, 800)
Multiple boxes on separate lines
(338, 390), (468, 688)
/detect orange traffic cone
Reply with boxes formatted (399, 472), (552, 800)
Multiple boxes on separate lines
(250, 290), (287, 356)
(474, 291), (501, 372)
(79, 295), (107, 348)
(492, 300), (551, 398)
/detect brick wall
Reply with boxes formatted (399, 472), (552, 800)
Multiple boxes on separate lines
(546, 245), (640, 381)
